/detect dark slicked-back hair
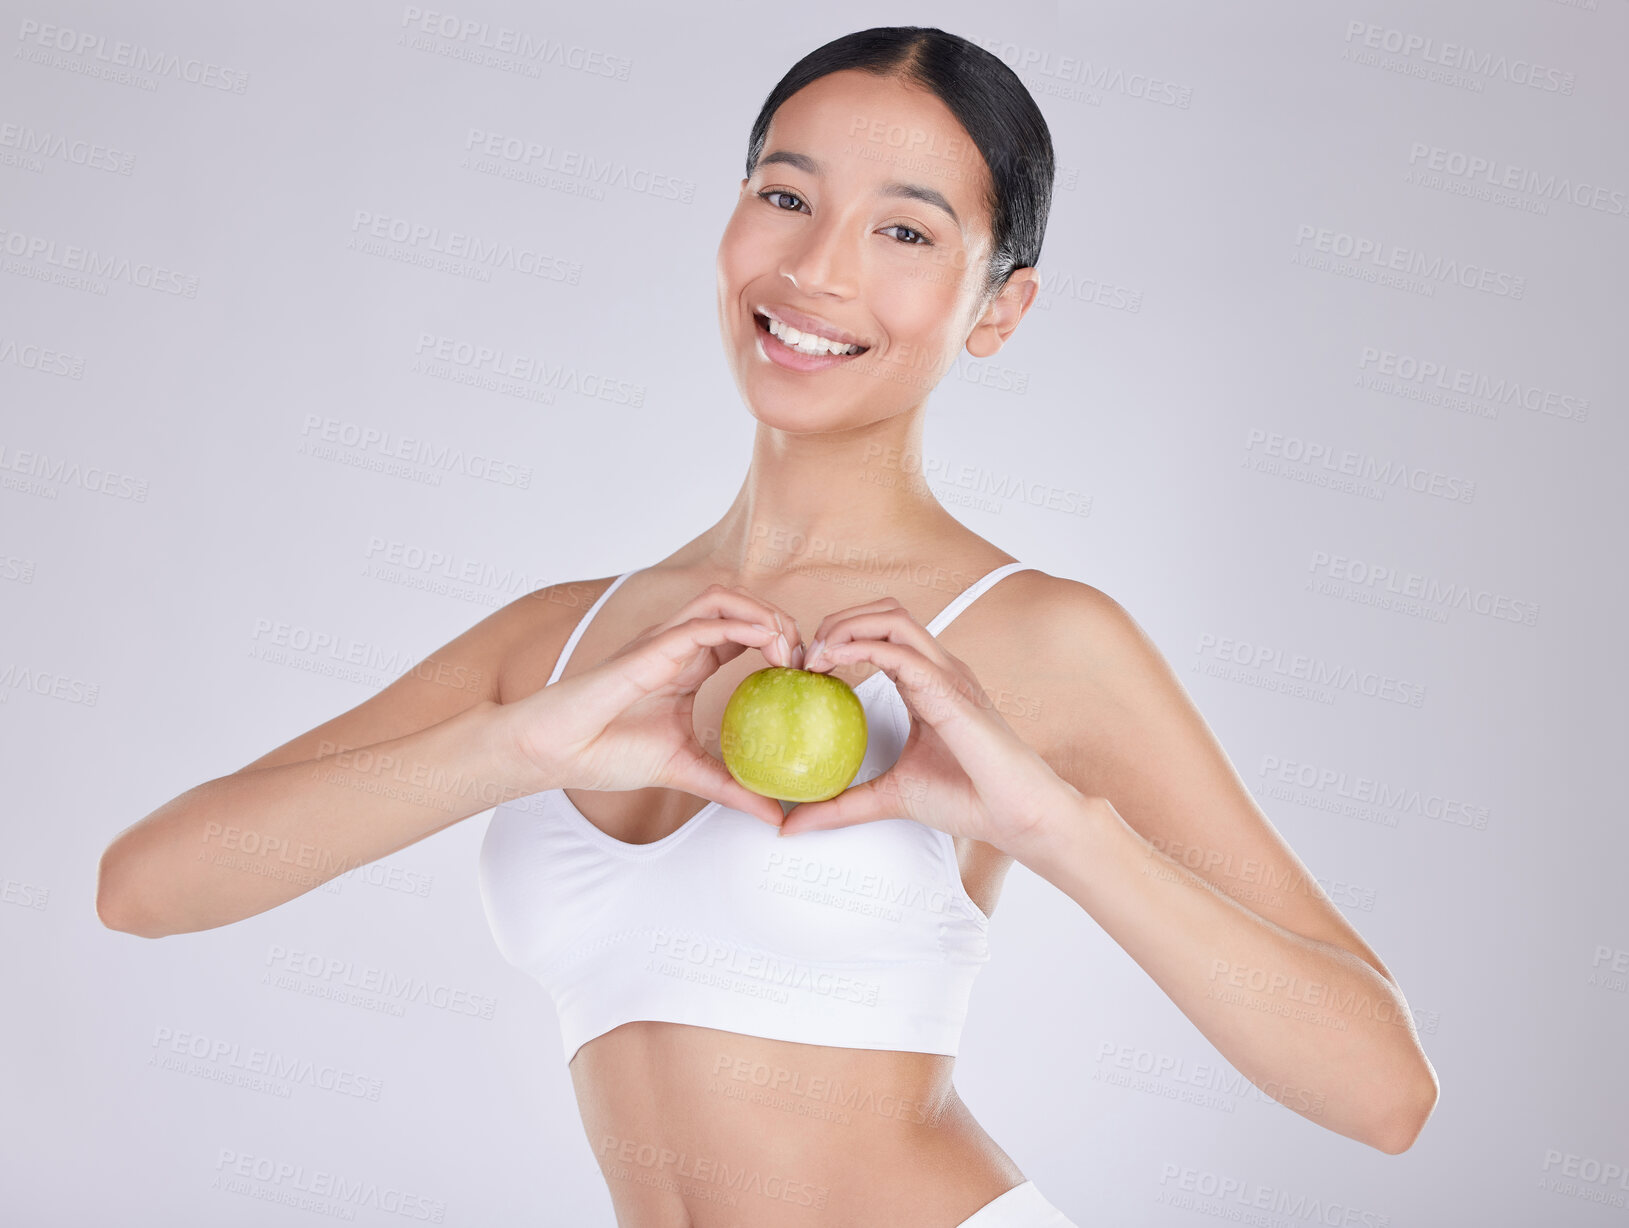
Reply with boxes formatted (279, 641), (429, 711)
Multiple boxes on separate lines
(745, 26), (1055, 298)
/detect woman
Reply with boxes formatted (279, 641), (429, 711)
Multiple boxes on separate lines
(98, 26), (1438, 1227)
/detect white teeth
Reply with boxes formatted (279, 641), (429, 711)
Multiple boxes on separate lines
(763, 314), (862, 356)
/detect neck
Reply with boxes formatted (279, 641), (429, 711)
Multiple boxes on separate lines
(690, 408), (960, 584)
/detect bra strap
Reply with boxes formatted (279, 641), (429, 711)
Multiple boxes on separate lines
(924, 562), (1032, 637)
(547, 570), (639, 686)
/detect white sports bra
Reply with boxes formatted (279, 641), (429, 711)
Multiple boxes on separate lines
(478, 561), (1032, 1065)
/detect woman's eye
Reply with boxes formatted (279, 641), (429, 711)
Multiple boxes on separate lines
(758, 191), (930, 247)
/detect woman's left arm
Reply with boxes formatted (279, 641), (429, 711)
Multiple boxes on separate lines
(786, 578), (1440, 1155)
(1007, 583), (1440, 1155)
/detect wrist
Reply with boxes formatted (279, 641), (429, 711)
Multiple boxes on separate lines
(1002, 783), (1119, 877)
(481, 698), (562, 798)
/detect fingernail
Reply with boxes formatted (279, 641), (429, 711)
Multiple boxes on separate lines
(792, 641), (805, 669)
(806, 637), (825, 668)
(776, 632), (790, 663)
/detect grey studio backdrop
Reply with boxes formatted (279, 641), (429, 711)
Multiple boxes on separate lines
(1, 1), (1623, 1224)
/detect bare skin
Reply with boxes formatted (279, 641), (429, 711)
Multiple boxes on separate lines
(501, 550), (1060, 1228)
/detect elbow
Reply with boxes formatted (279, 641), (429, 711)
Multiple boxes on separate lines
(95, 881), (143, 937)
(96, 849), (169, 939)
(1368, 1064), (1440, 1155)
(95, 848), (130, 932)
(97, 896), (168, 939)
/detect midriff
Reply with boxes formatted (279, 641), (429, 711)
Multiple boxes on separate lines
(569, 1020), (1027, 1228)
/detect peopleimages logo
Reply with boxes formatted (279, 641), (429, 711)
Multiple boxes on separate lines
(975, 38), (1194, 108)
(14, 19), (252, 92)
(399, 5), (632, 80)
(1308, 549), (1540, 626)
(300, 413), (535, 488)
(349, 209), (582, 284)
(1243, 427), (1476, 505)
(1407, 143), (1627, 216)
(1342, 22), (1576, 94)
(0, 224), (200, 297)
(1357, 347), (1589, 423)
(1294, 224), (1525, 298)
(1194, 631), (1428, 708)
(0, 122), (135, 174)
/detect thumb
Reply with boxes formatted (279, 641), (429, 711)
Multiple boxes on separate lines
(663, 744), (786, 830)
(778, 775), (895, 837)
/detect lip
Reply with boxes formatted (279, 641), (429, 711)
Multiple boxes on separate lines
(752, 310), (870, 372)
(753, 304), (870, 351)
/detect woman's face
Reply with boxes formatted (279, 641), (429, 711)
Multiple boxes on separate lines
(717, 69), (1012, 430)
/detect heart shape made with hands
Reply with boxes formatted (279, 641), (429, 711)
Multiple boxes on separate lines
(737, 603), (1062, 851)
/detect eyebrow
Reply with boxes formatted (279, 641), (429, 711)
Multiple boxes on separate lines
(757, 150), (960, 227)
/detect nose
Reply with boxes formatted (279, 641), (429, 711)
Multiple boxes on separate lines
(779, 213), (860, 300)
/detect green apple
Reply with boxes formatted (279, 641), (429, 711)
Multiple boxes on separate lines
(720, 666), (868, 802)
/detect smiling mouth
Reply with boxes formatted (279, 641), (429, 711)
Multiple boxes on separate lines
(753, 311), (870, 357)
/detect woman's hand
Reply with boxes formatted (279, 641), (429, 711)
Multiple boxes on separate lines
(503, 584), (804, 829)
(778, 596), (1080, 854)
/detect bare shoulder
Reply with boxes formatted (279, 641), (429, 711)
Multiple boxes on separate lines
(1034, 574), (1180, 763)
(967, 564), (1123, 628)
(494, 574), (624, 704)
(957, 564), (1132, 660)
(1015, 569), (1162, 691)
(958, 568), (1176, 777)
(1007, 568), (1141, 641)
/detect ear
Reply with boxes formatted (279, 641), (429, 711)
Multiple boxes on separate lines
(966, 267), (1041, 359)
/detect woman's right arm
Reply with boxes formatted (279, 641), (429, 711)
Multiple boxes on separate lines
(95, 584), (587, 940)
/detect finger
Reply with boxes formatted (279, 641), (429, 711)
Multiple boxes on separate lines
(803, 597), (905, 661)
(611, 617), (780, 701)
(663, 744), (786, 830)
(777, 776), (898, 837)
(649, 585), (803, 667)
(805, 637), (971, 727)
(657, 615), (780, 659)
(804, 607), (945, 671)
